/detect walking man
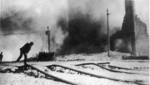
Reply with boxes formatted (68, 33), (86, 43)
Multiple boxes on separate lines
(16, 42), (34, 65)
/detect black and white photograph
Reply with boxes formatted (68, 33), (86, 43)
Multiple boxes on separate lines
(0, 0), (149, 85)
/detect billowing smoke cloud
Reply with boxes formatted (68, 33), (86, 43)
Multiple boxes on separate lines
(57, 11), (108, 55)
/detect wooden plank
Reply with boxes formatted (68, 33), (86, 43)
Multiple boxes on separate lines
(108, 65), (133, 70)
(122, 56), (149, 60)
(97, 62), (110, 64)
(26, 64), (77, 85)
(47, 64), (135, 83)
(75, 63), (95, 66)
(75, 62), (110, 66)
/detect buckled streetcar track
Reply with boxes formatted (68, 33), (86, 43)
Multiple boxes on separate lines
(47, 64), (138, 84)
(26, 64), (78, 85)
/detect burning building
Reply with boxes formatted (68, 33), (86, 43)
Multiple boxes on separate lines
(113, 0), (149, 57)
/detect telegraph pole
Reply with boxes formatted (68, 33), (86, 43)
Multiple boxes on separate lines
(107, 9), (110, 57)
(45, 26), (50, 52)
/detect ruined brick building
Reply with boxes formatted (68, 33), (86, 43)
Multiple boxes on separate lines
(112, 0), (149, 57)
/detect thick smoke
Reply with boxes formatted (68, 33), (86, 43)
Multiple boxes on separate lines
(0, 9), (34, 34)
(57, 10), (107, 55)
(58, 0), (149, 55)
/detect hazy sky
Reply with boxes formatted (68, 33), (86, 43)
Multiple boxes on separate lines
(69, 0), (149, 29)
(0, 0), (149, 29)
(0, 0), (68, 31)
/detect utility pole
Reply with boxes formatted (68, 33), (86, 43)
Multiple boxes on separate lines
(45, 26), (50, 52)
(107, 9), (110, 57)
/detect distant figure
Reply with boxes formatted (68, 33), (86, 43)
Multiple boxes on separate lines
(16, 42), (34, 65)
(0, 52), (3, 62)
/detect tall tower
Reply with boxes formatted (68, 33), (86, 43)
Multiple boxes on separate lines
(125, 0), (135, 15)
(121, 0), (149, 57)
(122, 0), (136, 56)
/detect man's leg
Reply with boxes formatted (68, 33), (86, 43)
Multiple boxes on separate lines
(24, 53), (27, 66)
(16, 51), (23, 62)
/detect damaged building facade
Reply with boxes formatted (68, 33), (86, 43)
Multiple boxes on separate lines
(113, 0), (149, 57)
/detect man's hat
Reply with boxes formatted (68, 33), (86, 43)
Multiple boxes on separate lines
(30, 42), (34, 45)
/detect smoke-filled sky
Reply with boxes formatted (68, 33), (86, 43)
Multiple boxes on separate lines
(0, 0), (68, 30)
(69, 0), (149, 29)
(0, 0), (148, 31)
(0, 0), (149, 61)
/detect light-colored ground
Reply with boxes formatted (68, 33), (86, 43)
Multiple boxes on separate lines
(0, 52), (149, 85)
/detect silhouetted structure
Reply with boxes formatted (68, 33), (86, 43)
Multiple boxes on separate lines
(113, 0), (149, 57)
(121, 0), (136, 56)
(45, 26), (51, 52)
(16, 42), (34, 65)
(107, 9), (110, 57)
